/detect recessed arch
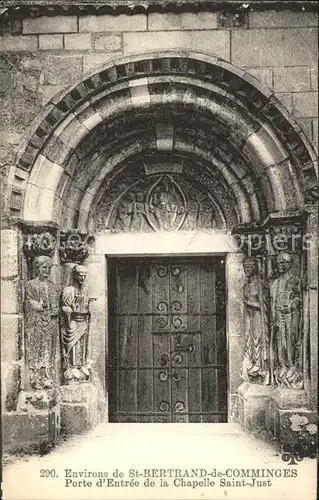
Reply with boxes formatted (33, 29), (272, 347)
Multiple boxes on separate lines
(12, 50), (317, 228)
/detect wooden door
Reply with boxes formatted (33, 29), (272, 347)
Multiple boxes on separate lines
(108, 257), (227, 423)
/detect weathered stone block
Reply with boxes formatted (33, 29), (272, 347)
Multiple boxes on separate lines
(228, 335), (245, 392)
(249, 11), (318, 28)
(275, 92), (293, 113)
(274, 67), (311, 92)
(64, 33), (92, 50)
(266, 388), (315, 448)
(1, 229), (18, 278)
(0, 36), (38, 51)
(83, 52), (122, 72)
(245, 68), (273, 89)
(23, 184), (56, 221)
(283, 29), (318, 66)
(60, 383), (98, 435)
(1, 315), (20, 362)
(148, 12), (217, 31)
(29, 155), (64, 191)
(2, 406), (60, 450)
(310, 68), (318, 90)
(232, 28), (317, 67)
(298, 118), (313, 143)
(0, 18), (22, 36)
(293, 91), (318, 118)
(93, 33), (122, 51)
(124, 30), (230, 61)
(2, 363), (21, 411)
(43, 55), (83, 85)
(23, 16), (77, 34)
(39, 34), (63, 50)
(228, 393), (239, 423)
(312, 118), (318, 149)
(79, 14), (147, 32)
(238, 382), (274, 433)
(40, 84), (66, 105)
(1, 280), (19, 314)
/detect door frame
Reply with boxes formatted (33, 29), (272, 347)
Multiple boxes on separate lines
(85, 231), (245, 424)
(107, 255), (228, 423)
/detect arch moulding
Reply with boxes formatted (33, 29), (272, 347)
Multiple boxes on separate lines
(7, 51), (318, 447)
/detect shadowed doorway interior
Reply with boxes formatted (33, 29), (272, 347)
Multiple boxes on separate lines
(108, 257), (227, 423)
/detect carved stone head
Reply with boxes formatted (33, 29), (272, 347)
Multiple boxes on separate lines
(243, 258), (258, 278)
(73, 264), (87, 288)
(33, 255), (53, 281)
(276, 252), (293, 275)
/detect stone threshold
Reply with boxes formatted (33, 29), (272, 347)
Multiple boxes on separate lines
(93, 422), (243, 435)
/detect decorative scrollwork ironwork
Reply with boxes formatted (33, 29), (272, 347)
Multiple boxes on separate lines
(171, 300), (182, 312)
(157, 301), (168, 313)
(157, 265), (168, 278)
(159, 401), (170, 412)
(172, 266), (181, 276)
(156, 316), (169, 329)
(175, 401), (185, 412)
(159, 354), (169, 366)
(172, 353), (183, 364)
(159, 370), (169, 382)
(172, 316), (184, 330)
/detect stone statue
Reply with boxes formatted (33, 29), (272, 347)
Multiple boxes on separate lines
(24, 255), (59, 390)
(242, 258), (270, 384)
(271, 252), (302, 389)
(60, 264), (94, 384)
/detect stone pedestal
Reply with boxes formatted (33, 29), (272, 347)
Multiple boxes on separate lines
(238, 382), (274, 433)
(266, 387), (317, 447)
(3, 390), (60, 452)
(60, 383), (98, 435)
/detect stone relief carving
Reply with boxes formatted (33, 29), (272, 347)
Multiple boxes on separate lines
(59, 232), (94, 264)
(60, 264), (96, 384)
(97, 173), (218, 233)
(241, 258), (270, 385)
(24, 256), (59, 390)
(270, 252), (303, 389)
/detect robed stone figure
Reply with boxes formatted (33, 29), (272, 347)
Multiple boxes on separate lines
(60, 264), (93, 383)
(24, 256), (59, 390)
(271, 253), (302, 389)
(242, 258), (270, 385)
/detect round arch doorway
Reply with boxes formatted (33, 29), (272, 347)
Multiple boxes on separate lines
(11, 50), (317, 440)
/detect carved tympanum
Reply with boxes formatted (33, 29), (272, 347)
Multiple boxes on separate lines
(270, 252), (303, 389)
(241, 258), (270, 385)
(60, 264), (95, 384)
(97, 174), (217, 232)
(24, 256), (59, 390)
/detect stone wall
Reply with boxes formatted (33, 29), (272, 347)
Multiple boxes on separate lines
(1, 9), (318, 212)
(0, 4), (318, 446)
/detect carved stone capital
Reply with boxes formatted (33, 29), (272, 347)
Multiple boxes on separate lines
(233, 212), (308, 258)
(232, 225), (267, 257)
(59, 231), (94, 265)
(263, 212), (306, 255)
(19, 222), (59, 261)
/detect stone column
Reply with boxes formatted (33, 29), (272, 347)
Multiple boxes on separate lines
(58, 230), (98, 434)
(12, 222), (61, 451)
